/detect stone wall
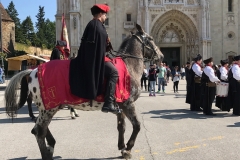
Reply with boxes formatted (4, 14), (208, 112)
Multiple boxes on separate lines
(15, 43), (52, 55)
(2, 20), (15, 52)
(210, 0), (239, 64)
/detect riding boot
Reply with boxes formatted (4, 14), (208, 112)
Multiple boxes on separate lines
(102, 78), (118, 113)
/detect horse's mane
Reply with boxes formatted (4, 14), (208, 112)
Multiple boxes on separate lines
(119, 35), (132, 49)
(118, 31), (142, 56)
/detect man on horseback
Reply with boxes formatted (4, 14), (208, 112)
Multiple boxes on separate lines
(69, 4), (119, 113)
(50, 40), (69, 60)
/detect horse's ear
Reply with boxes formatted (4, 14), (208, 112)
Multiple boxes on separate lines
(136, 24), (144, 34)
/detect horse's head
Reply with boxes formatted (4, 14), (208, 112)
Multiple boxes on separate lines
(133, 24), (164, 63)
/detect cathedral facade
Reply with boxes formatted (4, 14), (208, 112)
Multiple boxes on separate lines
(56, 0), (240, 66)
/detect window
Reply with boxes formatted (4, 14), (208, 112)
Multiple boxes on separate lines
(105, 18), (109, 26)
(127, 14), (131, 21)
(228, 55), (233, 64)
(227, 31), (235, 40)
(228, 0), (233, 12)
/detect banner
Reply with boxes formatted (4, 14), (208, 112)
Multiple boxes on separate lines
(61, 13), (70, 51)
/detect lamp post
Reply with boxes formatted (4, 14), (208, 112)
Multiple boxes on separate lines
(0, 9), (5, 83)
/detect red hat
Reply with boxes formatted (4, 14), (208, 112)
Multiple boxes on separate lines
(91, 4), (110, 15)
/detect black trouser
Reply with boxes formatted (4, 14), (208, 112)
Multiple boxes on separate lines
(202, 86), (216, 114)
(141, 77), (147, 90)
(104, 62), (118, 80)
(173, 81), (179, 92)
(104, 62), (118, 103)
(190, 83), (201, 111)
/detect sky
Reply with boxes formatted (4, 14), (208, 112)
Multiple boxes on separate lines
(2, 0), (56, 24)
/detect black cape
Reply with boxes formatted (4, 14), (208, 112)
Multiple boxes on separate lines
(69, 19), (108, 99)
(185, 65), (202, 111)
(228, 69), (240, 115)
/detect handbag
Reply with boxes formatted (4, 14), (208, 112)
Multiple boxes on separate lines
(163, 79), (167, 86)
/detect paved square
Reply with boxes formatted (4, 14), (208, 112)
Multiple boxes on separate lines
(0, 80), (240, 160)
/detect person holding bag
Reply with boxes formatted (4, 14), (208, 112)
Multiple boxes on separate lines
(141, 65), (148, 91)
(172, 66), (180, 93)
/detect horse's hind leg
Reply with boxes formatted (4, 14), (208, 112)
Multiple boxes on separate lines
(27, 93), (36, 120)
(117, 111), (126, 150)
(121, 103), (141, 159)
(31, 108), (58, 160)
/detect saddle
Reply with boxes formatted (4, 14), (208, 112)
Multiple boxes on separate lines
(37, 58), (130, 110)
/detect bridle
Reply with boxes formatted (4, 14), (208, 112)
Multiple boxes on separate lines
(110, 33), (158, 62)
(132, 33), (158, 62)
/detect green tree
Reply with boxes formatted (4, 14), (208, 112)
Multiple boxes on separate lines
(21, 16), (34, 45)
(35, 6), (45, 31)
(44, 19), (56, 49)
(35, 6), (47, 48)
(6, 1), (24, 43)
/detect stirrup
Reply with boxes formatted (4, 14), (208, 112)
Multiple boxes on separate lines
(114, 104), (122, 114)
(102, 103), (122, 114)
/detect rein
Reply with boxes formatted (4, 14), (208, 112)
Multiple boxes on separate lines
(109, 34), (157, 62)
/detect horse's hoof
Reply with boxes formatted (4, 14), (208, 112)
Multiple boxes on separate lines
(121, 149), (132, 159)
(47, 145), (54, 154)
(71, 116), (76, 119)
(75, 114), (79, 117)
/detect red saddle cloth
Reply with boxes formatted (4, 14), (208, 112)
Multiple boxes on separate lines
(37, 58), (131, 110)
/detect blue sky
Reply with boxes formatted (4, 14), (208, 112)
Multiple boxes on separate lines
(2, 0), (56, 24)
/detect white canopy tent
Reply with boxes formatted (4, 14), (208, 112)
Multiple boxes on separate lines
(6, 54), (49, 71)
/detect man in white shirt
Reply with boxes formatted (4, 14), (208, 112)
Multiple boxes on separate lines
(228, 55), (240, 116)
(201, 57), (220, 115)
(186, 54), (203, 111)
(215, 59), (230, 111)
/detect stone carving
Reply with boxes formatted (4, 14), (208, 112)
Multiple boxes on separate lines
(163, 30), (179, 42)
(153, 0), (162, 5)
(151, 14), (158, 22)
(160, 23), (185, 42)
(191, 14), (197, 23)
(227, 14), (235, 25)
(164, 0), (184, 3)
(187, 0), (195, 5)
(151, 10), (198, 40)
(196, 0), (201, 5)
(73, 16), (77, 29)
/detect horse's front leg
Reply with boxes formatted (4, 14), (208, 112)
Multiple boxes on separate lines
(31, 108), (58, 160)
(117, 108), (126, 150)
(122, 103), (141, 159)
(46, 127), (56, 158)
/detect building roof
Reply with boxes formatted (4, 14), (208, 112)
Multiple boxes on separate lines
(0, 3), (14, 22)
(6, 54), (50, 62)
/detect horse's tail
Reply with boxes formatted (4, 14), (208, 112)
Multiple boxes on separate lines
(5, 69), (32, 118)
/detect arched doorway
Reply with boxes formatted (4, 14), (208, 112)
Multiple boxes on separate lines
(151, 10), (199, 67)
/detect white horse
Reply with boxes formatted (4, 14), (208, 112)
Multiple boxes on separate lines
(5, 24), (163, 160)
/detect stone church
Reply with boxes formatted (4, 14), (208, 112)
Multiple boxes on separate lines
(56, 0), (239, 66)
(0, 3), (15, 53)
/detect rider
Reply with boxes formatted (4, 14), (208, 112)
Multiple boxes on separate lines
(69, 4), (119, 113)
(50, 40), (69, 60)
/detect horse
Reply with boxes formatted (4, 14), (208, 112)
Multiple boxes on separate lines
(5, 24), (163, 160)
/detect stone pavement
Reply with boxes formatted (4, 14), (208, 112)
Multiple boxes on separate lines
(0, 79), (240, 160)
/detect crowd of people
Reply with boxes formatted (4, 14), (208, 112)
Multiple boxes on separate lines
(141, 62), (184, 96)
(142, 54), (240, 116)
(186, 54), (240, 116)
